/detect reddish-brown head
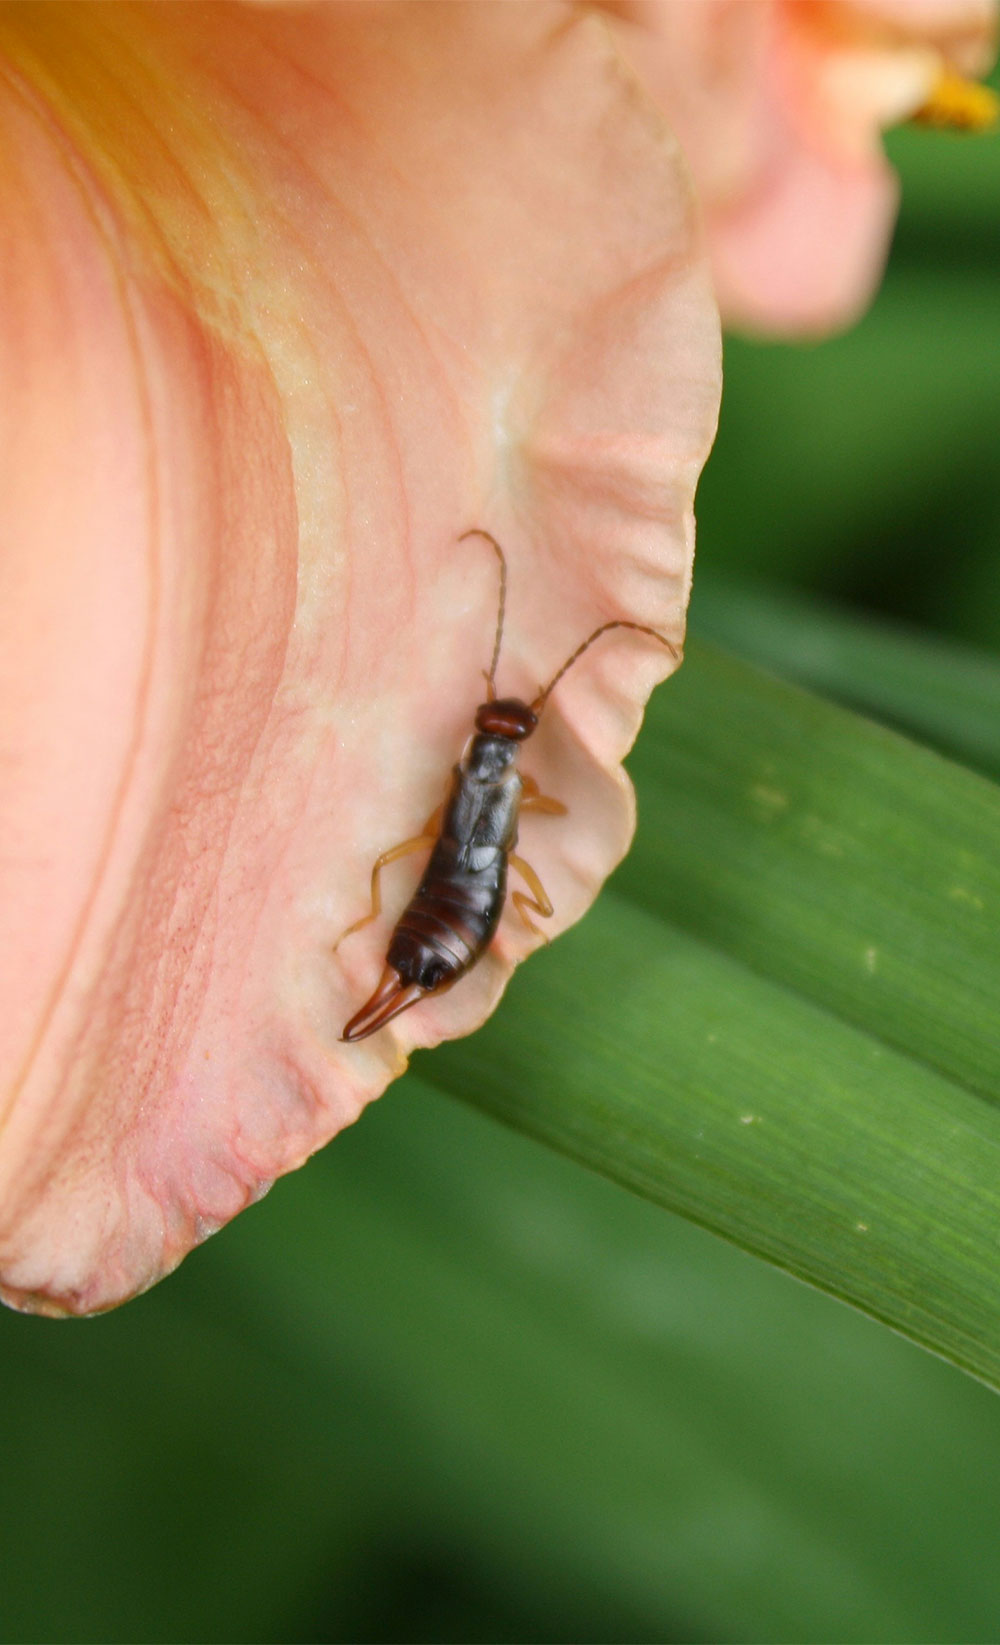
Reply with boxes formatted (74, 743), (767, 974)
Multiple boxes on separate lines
(474, 697), (538, 740)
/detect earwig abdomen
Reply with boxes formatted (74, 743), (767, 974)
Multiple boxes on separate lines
(340, 729), (524, 1040)
(387, 831), (509, 990)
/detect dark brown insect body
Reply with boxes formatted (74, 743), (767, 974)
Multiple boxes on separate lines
(339, 532), (677, 1043)
(342, 696), (540, 1040)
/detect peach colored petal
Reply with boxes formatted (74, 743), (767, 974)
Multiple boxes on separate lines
(0, 2), (720, 1312)
(846, 0), (998, 73)
(602, 0), (997, 335)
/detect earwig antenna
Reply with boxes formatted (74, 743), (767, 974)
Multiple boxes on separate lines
(532, 622), (681, 714)
(459, 528), (507, 699)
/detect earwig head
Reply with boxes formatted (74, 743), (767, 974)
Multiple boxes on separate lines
(474, 697), (538, 740)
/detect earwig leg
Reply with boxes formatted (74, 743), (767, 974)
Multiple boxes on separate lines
(420, 803), (445, 837)
(520, 774), (567, 816)
(508, 852), (554, 939)
(521, 793), (567, 817)
(334, 831), (437, 950)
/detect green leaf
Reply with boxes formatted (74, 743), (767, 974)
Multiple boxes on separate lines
(429, 640), (1000, 1389)
(692, 571), (1000, 783)
(217, 1082), (1000, 1644)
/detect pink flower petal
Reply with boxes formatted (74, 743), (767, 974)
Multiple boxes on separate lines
(0, 3), (720, 1312)
(602, 0), (997, 335)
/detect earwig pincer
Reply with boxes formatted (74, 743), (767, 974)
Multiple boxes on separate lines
(338, 530), (679, 1042)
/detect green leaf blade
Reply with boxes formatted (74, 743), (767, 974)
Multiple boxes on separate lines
(622, 641), (1000, 1104)
(692, 571), (1000, 782)
(434, 903), (1000, 1387)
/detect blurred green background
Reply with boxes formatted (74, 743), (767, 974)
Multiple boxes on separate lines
(4, 121), (1000, 1645)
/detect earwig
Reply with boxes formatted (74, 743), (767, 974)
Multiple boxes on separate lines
(338, 529), (680, 1042)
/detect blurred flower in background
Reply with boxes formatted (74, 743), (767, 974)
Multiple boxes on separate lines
(604, 0), (997, 333)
